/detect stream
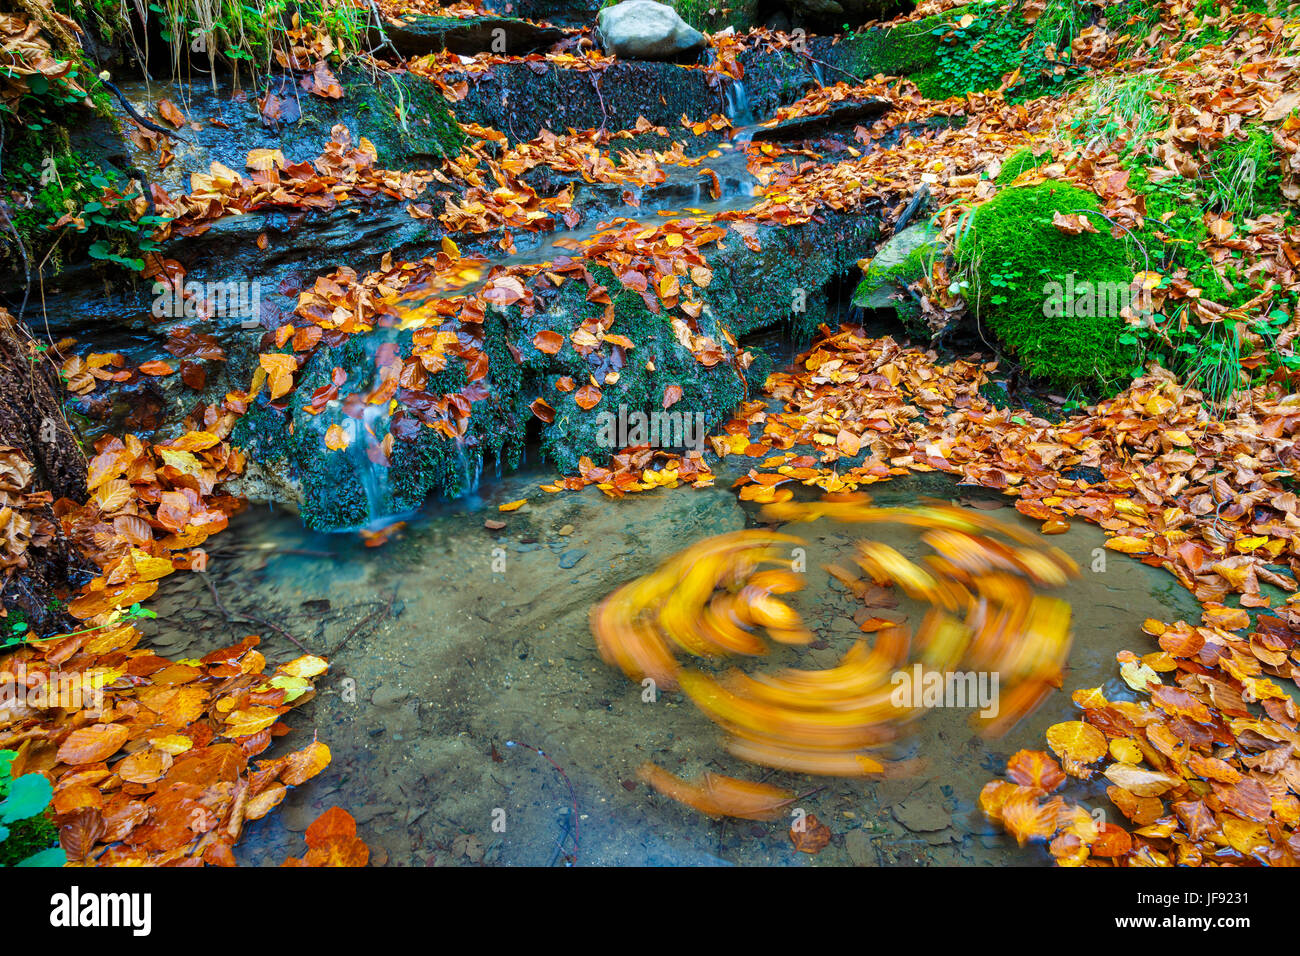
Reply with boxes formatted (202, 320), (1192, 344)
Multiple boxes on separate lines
(141, 447), (1200, 867)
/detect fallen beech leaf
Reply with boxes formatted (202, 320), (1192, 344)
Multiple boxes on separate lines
(789, 813), (831, 853)
(57, 723), (130, 765)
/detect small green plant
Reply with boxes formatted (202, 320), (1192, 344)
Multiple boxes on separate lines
(56, 0), (370, 86)
(1, 59), (171, 274)
(987, 265), (1024, 306)
(1066, 75), (1172, 159)
(0, 751), (64, 868)
(2, 603), (156, 651)
(922, 1), (1089, 102)
(1206, 125), (1285, 220)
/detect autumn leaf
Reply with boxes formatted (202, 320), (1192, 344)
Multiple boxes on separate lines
(324, 424), (349, 451)
(533, 330), (564, 354)
(157, 99), (187, 128)
(58, 723), (129, 765)
(530, 398), (555, 423)
(575, 384), (602, 410)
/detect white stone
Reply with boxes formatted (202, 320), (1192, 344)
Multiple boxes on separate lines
(597, 0), (707, 60)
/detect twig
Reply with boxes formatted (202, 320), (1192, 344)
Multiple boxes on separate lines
(506, 739), (579, 866)
(99, 77), (190, 143)
(591, 72), (608, 135)
(893, 182), (930, 234)
(798, 51), (866, 87)
(365, 0), (404, 61)
(204, 573), (312, 654)
(327, 587), (397, 656)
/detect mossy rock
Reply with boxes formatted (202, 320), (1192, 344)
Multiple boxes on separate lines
(520, 268), (746, 470)
(238, 266), (747, 530)
(279, 64), (465, 166)
(957, 182), (1137, 395)
(853, 220), (941, 333)
(838, 9), (958, 77)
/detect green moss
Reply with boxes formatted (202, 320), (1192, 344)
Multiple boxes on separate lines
(278, 65), (464, 166)
(957, 182), (1137, 395)
(843, 11), (960, 77)
(995, 147), (1048, 185)
(0, 814), (60, 867)
(526, 266), (745, 469)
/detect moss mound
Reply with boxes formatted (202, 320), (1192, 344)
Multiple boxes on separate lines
(995, 147), (1049, 185)
(957, 182), (1137, 395)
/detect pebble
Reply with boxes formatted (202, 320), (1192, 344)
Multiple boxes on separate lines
(845, 828), (877, 866)
(559, 549), (588, 569)
(558, 524), (574, 536)
(372, 684), (408, 709)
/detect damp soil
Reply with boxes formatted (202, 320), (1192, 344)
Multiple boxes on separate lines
(141, 458), (1202, 867)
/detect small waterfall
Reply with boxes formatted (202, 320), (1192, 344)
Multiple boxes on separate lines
(808, 58), (826, 88)
(348, 401), (394, 527)
(723, 76), (755, 127)
(453, 438), (484, 496)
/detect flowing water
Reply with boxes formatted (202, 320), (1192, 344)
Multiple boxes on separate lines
(143, 455), (1201, 866)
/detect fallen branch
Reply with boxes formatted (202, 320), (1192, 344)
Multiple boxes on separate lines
(204, 573), (313, 655)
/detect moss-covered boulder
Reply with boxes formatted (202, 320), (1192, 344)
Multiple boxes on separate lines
(956, 182), (1137, 395)
(234, 263), (750, 530)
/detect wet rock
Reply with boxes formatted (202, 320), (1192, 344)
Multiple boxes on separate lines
(1062, 465), (1106, 485)
(446, 60), (722, 143)
(559, 549), (588, 569)
(844, 828), (878, 866)
(106, 68), (463, 199)
(375, 15), (568, 57)
(482, 0), (603, 28)
(750, 96), (892, 143)
(372, 684), (408, 709)
(597, 1), (707, 61)
(891, 787), (952, 833)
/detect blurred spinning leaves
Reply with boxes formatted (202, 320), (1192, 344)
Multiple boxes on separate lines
(593, 496), (1077, 817)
